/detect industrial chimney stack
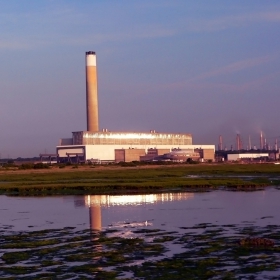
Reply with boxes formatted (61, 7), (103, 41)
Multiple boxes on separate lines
(218, 135), (223, 151)
(86, 51), (99, 132)
(236, 134), (242, 151)
(260, 131), (264, 150)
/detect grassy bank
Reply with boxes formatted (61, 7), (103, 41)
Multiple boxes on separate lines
(0, 163), (279, 195)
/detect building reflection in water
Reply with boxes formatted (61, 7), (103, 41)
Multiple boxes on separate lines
(84, 193), (194, 231)
(75, 193), (195, 277)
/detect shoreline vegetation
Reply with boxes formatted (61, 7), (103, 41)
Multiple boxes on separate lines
(2, 224), (280, 278)
(0, 162), (279, 196)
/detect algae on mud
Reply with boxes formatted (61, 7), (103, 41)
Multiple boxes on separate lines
(0, 163), (278, 195)
(1, 224), (280, 279)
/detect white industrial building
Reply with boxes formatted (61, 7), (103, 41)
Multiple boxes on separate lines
(227, 153), (269, 161)
(57, 131), (215, 162)
(55, 52), (215, 163)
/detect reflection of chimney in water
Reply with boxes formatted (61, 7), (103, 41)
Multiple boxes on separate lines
(89, 204), (101, 231)
(85, 195), (103, 277)
(86, 195), (102, 231)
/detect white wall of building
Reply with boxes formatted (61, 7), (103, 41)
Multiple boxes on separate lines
(57, 144), (215, 161)
(228, 153), (269, 161)
(57, 147), (84, 157)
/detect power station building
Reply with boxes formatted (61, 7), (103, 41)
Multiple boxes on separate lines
(56, 52), (215, 163)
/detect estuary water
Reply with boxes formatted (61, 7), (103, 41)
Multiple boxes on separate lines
(1, 188), (280, 279)
(0, 187), (279, 232)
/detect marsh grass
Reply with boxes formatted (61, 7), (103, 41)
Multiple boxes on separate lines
(0, 164), (277, 195)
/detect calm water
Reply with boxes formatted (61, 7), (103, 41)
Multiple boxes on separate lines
(1, 188), (280, 279)
(0, 187), (279, 232)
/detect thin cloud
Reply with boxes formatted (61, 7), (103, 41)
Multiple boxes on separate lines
(0, 37), (53, 50)
(259, 11), (280, 22)
(63, 24), (176, 47)
(187, 55), (277, 82)
(78, 10), (280, 44)
(182, 11), (280, 33)
(159, 68), (280, 95)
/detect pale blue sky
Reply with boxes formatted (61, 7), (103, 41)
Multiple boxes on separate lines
(0, 1), (280, 157)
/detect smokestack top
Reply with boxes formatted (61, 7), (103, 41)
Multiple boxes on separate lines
(86, 51), (96, 67)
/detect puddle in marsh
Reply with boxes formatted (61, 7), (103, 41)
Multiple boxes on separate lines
(1, 188), (280, 279)
(186, 174), (280, 181)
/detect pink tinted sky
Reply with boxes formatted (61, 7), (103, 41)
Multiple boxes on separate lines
(0, 0), (280, 157)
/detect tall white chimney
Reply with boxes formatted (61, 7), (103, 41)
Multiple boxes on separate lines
(86, 51), (99, 132)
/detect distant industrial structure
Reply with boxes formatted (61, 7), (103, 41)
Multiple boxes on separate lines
(216, 132), (279, 162)
(55, 51), (215, 163)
